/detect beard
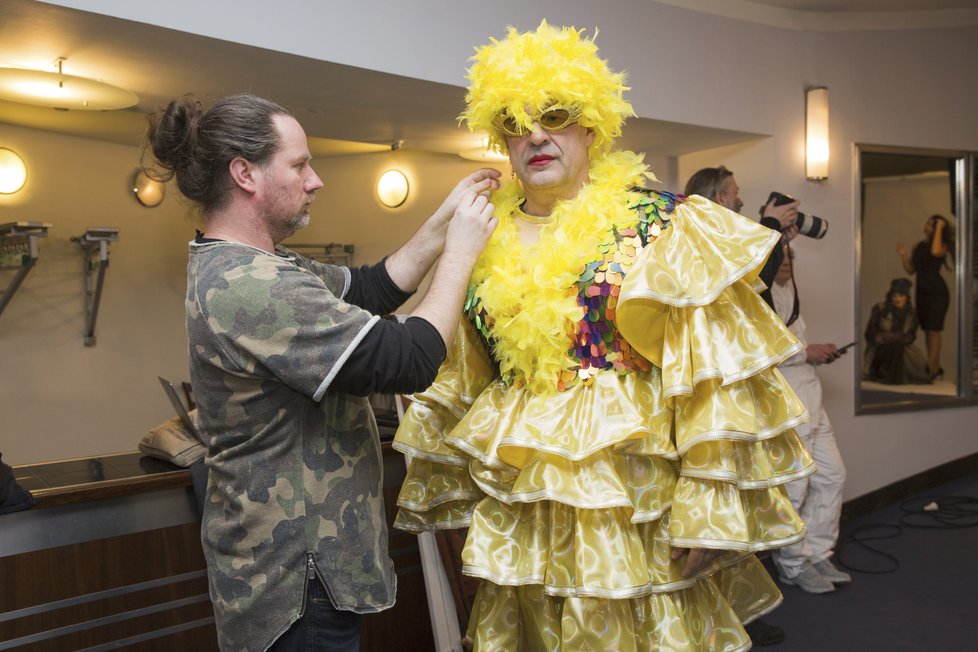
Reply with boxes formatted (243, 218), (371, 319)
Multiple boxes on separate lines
(266, 198), (312, 244)
(285, 211), (310, 235)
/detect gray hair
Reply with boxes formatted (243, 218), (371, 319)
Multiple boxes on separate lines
(683, 165), (734, 200)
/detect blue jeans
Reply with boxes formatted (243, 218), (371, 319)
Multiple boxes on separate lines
(269, 577), (362, 652)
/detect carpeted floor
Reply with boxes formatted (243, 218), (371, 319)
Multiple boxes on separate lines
(758, 471), (978, 651)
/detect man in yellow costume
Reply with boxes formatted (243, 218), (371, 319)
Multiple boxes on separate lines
(394, 21), (814, 651)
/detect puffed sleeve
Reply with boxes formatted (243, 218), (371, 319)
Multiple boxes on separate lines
(616, 195), (814, 550)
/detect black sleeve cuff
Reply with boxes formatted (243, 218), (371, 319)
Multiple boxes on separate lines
(346, 256), (415, 314)
(328, 315), (447, 397)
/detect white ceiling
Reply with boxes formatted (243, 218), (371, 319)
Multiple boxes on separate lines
(0, 0), (975, 159)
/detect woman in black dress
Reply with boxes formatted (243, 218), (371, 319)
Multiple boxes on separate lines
(897, 214), (954, 379)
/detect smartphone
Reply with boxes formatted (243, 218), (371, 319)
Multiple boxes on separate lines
(836, 341), (857, 354)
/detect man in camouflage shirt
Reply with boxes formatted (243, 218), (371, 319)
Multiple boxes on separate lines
(146, 94), (498, 651)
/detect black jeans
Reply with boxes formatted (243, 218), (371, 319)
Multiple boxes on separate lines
(269, 577), (362, 652)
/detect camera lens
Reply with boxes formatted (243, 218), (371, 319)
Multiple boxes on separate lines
(795, 212), (828, 239)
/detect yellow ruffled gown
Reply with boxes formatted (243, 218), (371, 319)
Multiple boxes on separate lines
(394, 155), (813, 651)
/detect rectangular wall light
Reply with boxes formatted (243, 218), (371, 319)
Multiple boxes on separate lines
(806, 87), (829, 181)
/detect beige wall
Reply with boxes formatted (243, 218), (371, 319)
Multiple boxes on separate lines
(1, 123), (191, 464)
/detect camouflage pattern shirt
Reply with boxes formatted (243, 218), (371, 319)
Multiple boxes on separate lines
(187, 240), (395, 652)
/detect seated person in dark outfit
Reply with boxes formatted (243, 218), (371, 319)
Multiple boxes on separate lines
(863, 278), (931, 384)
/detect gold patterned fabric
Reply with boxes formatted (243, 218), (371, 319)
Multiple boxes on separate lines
(394, 190), (813, 651)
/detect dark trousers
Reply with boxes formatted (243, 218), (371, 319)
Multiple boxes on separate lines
(269, 578), (362, 652)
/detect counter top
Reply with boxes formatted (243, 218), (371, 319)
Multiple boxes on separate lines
(13, 451), (191, 509)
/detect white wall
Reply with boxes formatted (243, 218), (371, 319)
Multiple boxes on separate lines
(17, 0), (978, 499)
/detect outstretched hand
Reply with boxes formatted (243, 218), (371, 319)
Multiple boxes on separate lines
(432, 168), (501, 226)
(444, 189), (498, 263)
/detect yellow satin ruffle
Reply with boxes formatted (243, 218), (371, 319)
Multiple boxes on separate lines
(461, 499), (796, 598)
(616, 196), (801, 383)
(464, 555), (779, 651)
(396, 361), (810, 535)
(620, 195), (777, 307)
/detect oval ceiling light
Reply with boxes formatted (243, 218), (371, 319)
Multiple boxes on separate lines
(0, 60), (138, 111)
(132, 169), (165, 207)
(377, 169), (409, 208)
(0, 148), (28, 194)
(458, 147), (510, 163)
(459, 137), (509, 163)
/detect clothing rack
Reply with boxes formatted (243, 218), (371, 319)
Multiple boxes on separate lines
(70, 227), (120, 346)
(0, 221), (52, 319)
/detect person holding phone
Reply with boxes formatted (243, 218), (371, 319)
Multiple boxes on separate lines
(770, 243), (851, 593)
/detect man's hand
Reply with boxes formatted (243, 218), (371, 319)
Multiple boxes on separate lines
(671, 546), (726, 578)
(409, 189), (497, 348)
(385, 168), (500, 294)
(763, 197), (800, 242)
(430, 168), (501, 226)
(806, 343), (841, 365)
(443, 190), (497, 263)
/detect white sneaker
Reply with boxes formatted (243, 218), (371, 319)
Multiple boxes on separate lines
(813, 559), (852, 584)
(780, 562), (835, 593)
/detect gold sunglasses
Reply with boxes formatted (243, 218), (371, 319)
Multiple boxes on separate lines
(494, 106), (581, 137)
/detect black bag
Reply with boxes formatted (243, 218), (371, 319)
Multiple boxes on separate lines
(0, 452), (34, 515)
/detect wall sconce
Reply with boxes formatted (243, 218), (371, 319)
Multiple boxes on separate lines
(0, 148), (28, 194)
(805, 86), (829, 181)
(0, 58), (138, 111)
(377, 169), (409, 208)
(132, 169), (165, 207)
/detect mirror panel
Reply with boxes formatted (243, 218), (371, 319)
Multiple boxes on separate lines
(970, 153), (978, 394)
(856, 145), (976, 413)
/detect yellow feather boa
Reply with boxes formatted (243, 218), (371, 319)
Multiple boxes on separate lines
(471, 151), (654, 395)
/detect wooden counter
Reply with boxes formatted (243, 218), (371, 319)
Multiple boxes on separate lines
(1, 447), (435, 651)
(2, 453), (214, 651)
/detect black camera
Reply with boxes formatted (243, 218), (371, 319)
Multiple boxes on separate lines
(767, 191), (828, 239)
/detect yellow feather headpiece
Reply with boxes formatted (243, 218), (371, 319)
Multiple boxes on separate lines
(462, 20), (634, 156)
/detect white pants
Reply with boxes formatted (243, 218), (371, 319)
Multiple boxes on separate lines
(774, 366), (847, 576)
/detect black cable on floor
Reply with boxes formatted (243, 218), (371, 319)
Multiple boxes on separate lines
(835, 523), (902, 574)
(898, 495), (978, 529)
(834, 494), (978, 575)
